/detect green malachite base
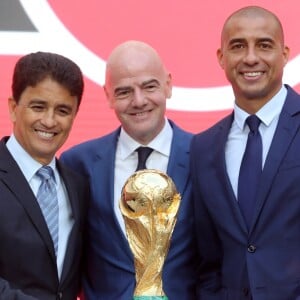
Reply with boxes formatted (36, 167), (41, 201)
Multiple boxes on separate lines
(133, 297), (168, 300)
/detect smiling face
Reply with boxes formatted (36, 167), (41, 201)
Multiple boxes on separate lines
(9, 77), (78, 165)
(217, 7), (289, 113)
(104, 41), (172, 145)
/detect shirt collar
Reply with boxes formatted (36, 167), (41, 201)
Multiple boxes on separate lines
(6, 134), (57, 182)
(118, 118), (173, 159)
(234, 85), (287, 130)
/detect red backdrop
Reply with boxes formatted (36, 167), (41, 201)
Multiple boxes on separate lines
(1, 0), (300, 154)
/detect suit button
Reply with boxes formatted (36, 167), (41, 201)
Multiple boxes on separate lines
(247, 244), (256, 253)
(57, 292), (63, 300)
(243, 287), (249, 296)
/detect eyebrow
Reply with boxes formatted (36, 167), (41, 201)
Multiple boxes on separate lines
(114, 86), (132, 95)
(28, 99), (74, 111)
(114, 79), (161, 95)
(141, 79), (160, 87)
(28, 99), (46, 104)
(56, 104), (73, 111)
(228, 38), (245, 45)
(229, 37), (275, 45)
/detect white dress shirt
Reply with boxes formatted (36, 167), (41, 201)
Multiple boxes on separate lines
(225, 86), (287, 198)
(6, 134), (73, 279)
(114, 118), (173, 233)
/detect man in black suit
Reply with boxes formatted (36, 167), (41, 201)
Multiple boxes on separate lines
(0, 51), (88, 299)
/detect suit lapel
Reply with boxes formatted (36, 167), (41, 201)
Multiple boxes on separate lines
(166, 123), (191, 195)
(91, 132), (117, 213)
(0, 138), (57, 262)
(215, 115), (249, 233)
(57, 162), (80, 283)
(250, 86), (300, 233)
(90, 129), (134, 260)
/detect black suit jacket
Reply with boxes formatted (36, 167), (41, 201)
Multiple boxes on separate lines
(0, 137), (88, 300)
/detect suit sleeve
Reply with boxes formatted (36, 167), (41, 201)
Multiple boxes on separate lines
(0, 278), (38, 300)
(190, 139), (225, 299)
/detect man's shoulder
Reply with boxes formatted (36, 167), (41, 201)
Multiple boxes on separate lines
(193, 113), (233, 140)
(168, 119), (194, 139)
(63, 128), (120, 155)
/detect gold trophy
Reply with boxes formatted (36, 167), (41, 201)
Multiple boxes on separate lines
(119, 169), (181, 300)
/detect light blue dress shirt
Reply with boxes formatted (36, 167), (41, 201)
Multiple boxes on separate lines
(6, 134), (73, 279)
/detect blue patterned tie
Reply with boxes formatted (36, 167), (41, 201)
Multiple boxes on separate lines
(238, 115), (262, 228)
(36, 166), (59, 256)
(135, 147), (153, 171)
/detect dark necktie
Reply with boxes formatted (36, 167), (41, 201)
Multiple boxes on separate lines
(135, 147), (153, 171)
(238, 115), (262, 228)
(36, 166), (59, 256)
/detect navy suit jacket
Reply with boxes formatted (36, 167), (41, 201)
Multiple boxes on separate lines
(0, 137), (88, 300)
(61, 120), (199, 300)
(190, 85), (300, 300)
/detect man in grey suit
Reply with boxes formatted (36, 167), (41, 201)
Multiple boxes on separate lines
(61, 40), (199, 299)
(0, 51), (88, 299)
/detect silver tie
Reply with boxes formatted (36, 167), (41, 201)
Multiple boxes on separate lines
(36, 166), (59, 256)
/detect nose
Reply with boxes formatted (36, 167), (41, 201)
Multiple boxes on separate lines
(40, 110), (57, 127)
(131, 89), (147, 107)
(243, 47), (259, 65)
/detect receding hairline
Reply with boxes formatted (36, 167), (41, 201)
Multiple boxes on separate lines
(221, 6), (284, 44)
(105, 40), (167, 84)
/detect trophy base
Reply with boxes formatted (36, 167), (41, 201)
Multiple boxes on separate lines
(133, 297), (168, 300)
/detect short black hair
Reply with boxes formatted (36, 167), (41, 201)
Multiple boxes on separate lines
(12, 51), (84, 108)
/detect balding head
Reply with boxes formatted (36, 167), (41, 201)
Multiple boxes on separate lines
(221, 6), (284, 46)
(217, 5), (289, 113)
(103, 40), (172, 144)
(105, 40), (168, 89)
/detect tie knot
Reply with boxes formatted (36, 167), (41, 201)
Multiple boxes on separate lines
(36, 166), (55, 181)
(246, 115), (261, 133)
(135, 147), (153, 171)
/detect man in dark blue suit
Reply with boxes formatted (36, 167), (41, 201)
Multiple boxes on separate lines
(61, 40), (199, 299)
(191, 6), (300, 300)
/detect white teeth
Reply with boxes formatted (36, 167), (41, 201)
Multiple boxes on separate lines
(244, 72), (262, 77)
(37, 130), (54, 138)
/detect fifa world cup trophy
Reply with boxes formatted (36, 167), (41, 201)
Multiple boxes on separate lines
(119, 169), (181, 300)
